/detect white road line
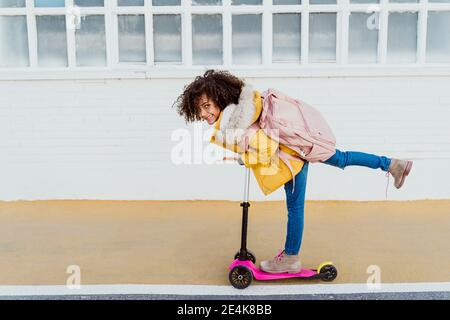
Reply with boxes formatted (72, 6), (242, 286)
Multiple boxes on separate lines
(1, 282), (450, 296)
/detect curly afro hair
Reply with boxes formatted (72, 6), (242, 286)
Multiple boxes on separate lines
(172, 69), (246, 124)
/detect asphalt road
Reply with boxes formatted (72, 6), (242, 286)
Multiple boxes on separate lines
(2, 292), (450, 300)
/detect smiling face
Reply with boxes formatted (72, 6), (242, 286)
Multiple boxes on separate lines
(197, 93), (221, 125)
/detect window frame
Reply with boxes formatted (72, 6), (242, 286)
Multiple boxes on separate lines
(0, 0), (449, 80)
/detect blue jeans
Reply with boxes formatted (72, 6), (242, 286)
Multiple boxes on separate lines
(283, 149), (392, 255)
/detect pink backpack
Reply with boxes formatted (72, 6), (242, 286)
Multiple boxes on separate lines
(258, 88), (336, 163)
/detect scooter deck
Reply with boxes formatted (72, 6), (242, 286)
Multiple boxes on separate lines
(229, 259), (320, 281)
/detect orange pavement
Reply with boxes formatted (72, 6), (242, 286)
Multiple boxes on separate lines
(0, 200), (449, 286)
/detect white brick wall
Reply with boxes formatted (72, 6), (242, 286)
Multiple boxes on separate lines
(1, 75), (449, 201)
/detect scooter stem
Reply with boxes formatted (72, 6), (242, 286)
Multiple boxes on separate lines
(243, 167), (251, 203)
(239, 167), (251, 260)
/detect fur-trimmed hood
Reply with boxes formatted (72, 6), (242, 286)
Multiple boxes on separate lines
(213, 83), (261, 146)
(209, 84), (307, 196)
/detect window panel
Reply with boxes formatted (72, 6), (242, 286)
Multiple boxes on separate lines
(309, 13), (336, 63)
(350, 0), (379, 3)
(36, 15), (68, 67)
(118, 0), (144, 5)
(192, 14), (223, 65)
(192, 0), (222, 4)
(232, 0), (262, 5)
(274, 0), (301, 3)
(152, 0), (180, 5)
(0, 16), (29, 67)
(118, 15), (146, 63)
(310, 0), (336, 4)
(426, 11), (450, 63)
(232, 14), (262, 65)
(389, 0), (418, 2)
(75, 15), (106, 66)
(348, 12), (378, 63)
(153, 14), (182, 63)
(35, 0), (65, 7)
(0, 0), (25, 7)
(74, 0), (104, 6)
(273, 13), (301, 63)
(0, 0), (449, 71)
(387, 12), (417, 63)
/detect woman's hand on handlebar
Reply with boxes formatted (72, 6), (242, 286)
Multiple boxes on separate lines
(223, 156), (245, 165)
(223, 156), (239, 161)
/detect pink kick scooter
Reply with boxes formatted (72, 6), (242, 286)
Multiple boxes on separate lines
(228, 165), (338, 289)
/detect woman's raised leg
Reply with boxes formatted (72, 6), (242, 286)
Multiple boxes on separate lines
(322, 149), (413, 189)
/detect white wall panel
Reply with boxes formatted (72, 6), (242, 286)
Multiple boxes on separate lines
(0, 76), (449, 201)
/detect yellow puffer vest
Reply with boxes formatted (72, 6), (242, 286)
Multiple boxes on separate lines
(210, 89), (305, 196)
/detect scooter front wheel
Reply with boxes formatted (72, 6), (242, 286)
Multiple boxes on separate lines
(234, 250), (256, 263)
(229, 266), (253, 289)
(319, 264), (338, 282)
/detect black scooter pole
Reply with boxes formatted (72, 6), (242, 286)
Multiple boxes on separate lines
(239, 167), (251, 261)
